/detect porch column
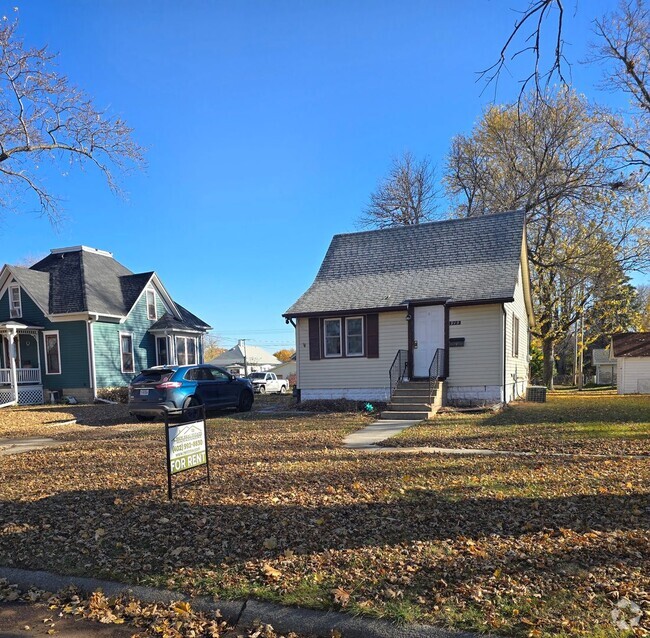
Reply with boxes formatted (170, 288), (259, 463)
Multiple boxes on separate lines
(8, 328), (18, 403)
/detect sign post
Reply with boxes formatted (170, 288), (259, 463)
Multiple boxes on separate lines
(164, 405), (210, 499)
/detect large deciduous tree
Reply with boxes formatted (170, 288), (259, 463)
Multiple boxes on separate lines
(445, 89), (650, 388)
(358, 151), (440, 229)
(0, 18), (144, 223)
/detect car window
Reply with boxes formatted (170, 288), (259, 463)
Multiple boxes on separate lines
(208, 368), (230, 381)
(184, 368), (199, 381)
(133, 370), (173, 384)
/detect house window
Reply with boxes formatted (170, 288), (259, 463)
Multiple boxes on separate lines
(345, 316), (364, 356)
(120, 332), (135, 373)
(512, 315), (520, 358)
(9, 284), (21, 318)
(146, 289), (157, 320)
(176, 336), (197, 366)
(156, 336), (168, 366)
(323, 319), (342, 357)
(43, 331), (61, 375)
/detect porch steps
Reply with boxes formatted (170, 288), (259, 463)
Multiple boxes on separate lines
(380, 380), (444, 421)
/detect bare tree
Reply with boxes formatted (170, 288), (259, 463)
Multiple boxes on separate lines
(358, 152), (440, 229)
(593, 0), (650, 180)
(478, 0), (568, 100)
(0, 17), (144, 223)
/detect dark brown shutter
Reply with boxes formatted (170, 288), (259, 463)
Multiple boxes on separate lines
(366, 313), (379, 358)
(309, 318), (321, 360)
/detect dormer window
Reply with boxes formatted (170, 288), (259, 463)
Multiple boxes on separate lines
(146, 289), (157, 320)
(9, 284), (21, 318)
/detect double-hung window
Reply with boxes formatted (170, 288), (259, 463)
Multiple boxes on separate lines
(512, 315), (520, 358)
(323, 319), (342, 357)
(120, 333), (135, 373)
(345, 317), (364, 356)
(146, 289), (157, 320)
(9, 285), (21, 318)
(43, 331), (61, 375)
(176, 336), (197, 366)
(156, 336), (168, 366)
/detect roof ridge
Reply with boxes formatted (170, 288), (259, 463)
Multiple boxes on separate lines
(332, 210), (525, 240)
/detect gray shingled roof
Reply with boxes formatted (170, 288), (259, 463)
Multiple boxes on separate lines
(8, 248), (209, 329)
(285, 211), (526, 316)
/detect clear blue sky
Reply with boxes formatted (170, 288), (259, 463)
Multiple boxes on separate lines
(2, 0), (634, 351)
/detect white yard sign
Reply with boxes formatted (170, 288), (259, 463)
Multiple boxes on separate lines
(167, 420), (207, 475)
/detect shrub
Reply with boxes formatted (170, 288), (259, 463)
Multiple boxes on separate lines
(97, 386), (129, 404)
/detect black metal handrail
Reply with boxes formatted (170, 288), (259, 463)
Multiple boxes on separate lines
(428, 348), (446, 405)
(389, 349), (409, 398)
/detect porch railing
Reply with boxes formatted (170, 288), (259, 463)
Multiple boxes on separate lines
(428, 348), (447, 406)
(389, 349), (409, 398)
(0, 368), (42, 385)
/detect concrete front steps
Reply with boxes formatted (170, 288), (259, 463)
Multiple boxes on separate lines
(380, 380), (444, 421)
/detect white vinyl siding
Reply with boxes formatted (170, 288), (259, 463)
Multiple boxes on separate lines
(297, 311), (408, 389)
(447, 304), (503, 387)
(617, 358), (650, 394)
(503, 264), (530, 401)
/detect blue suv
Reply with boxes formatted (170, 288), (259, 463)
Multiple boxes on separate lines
(128, 364), (254, 421)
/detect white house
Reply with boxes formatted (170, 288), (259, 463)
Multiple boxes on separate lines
(208, 340), (280, 377)
(283, 211), (534, 411)
(611, 332), (650, 394)
(591, 348), (617, 385)
(270, 355), (296, 384)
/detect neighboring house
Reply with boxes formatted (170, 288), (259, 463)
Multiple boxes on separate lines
(611, 332), (650, 394)
(0, 246), (210, 405)
(592, 348), (617, 385)
(208, 340), (280, 376)
(270, 354), (297, 385)
(284, 211), (535, 406)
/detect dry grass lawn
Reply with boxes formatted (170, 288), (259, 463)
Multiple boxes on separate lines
(0, 397), (648, 637)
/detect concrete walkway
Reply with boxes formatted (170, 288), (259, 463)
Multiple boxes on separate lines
(0, 437), (59, 457)
(343, 420), (644, 459)
(344, 421), (532, 456)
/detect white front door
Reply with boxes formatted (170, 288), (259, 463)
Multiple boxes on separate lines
(413, 305), (445, 377)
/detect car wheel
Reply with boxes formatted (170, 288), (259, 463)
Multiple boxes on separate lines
(135, 414), (155, 423)
(279, 385), (287, 395)
(183, 396), (202, 419)
(238, 390), (253, 412)
(258, 385), (267, 395)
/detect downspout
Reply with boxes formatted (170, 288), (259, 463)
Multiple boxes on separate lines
(502, 305), (507, 404)
(87, 314), (98, 400)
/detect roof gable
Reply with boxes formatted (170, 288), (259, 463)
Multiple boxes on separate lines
(285, 211), (527, 316)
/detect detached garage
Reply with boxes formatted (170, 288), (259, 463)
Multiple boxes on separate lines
(611, 333), (650, 395)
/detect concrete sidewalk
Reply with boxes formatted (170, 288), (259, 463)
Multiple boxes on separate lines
(0, 567), (481, 638)
(0, 438), (59, 457)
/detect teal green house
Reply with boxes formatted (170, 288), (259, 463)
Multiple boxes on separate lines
(0, 246), (210, 405)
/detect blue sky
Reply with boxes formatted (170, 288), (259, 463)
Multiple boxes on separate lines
(1, 0), (637, 351)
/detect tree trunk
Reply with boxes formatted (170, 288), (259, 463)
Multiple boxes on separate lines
(542, 337), (555, 390)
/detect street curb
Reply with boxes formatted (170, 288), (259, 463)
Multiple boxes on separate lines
(0, 566), (482, 638)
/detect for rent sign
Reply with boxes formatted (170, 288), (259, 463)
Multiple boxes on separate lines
(167, 421), (207, 474)
(165, 415), (210, 499)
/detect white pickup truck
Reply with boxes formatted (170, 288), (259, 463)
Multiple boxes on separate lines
(248, 372), (290, 395)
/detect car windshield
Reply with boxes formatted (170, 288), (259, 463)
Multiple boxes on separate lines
(248, 373), (266, 379)
(132, 369), (174, 384)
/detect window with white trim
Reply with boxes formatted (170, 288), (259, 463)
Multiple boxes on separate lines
(146, 289), (157, 320)
(512, 315), (520, 358)
(345, 316), (364, 356)
(323, 319), (342, 357)
(176, 336), (197, 366)
(9, 284), (21, 318)
(156, 336), (168, 366)
(43, 331), (61, 375)
(120, 332), (135, 373)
